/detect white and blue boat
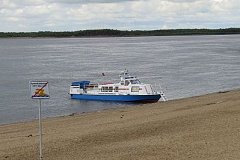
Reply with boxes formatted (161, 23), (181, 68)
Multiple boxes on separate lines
(70, 70), (162, 103)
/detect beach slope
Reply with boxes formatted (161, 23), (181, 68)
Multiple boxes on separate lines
(1, 89), (240, 160)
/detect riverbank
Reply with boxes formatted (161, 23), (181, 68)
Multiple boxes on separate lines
(1, 28), (240, 38)
(1, 89), (240, 160)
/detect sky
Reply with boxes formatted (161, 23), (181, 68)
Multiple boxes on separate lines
(0, 0), (240, 32)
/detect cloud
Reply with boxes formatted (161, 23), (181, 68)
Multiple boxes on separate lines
(47, 0), (140, 4)
(0, 0), (239, 32)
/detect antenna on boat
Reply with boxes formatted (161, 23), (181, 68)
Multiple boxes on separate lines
(120, 69), (128, 81)
(122, 69), (128, 75)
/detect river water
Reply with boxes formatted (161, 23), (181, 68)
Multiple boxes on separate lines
(0, 35), (240, 124)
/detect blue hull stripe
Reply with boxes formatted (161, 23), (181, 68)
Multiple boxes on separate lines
(71, 94), (161, 102)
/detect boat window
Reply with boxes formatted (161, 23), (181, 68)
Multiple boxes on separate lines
(114, 87), (118, 92)
(131, 86), (140, 92)
(125, 80), (130, 86)
(101, 86), (114, 92)
(101, 87), (109, 92)
(109, 87), (113, 92)
(130, 79), (141, 84)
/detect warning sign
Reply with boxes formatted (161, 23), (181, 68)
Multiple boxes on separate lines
(30, 81), (50, 99)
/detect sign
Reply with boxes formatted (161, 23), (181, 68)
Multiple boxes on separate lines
(29, 81), (50, 160)
(30, 81), (50, 99)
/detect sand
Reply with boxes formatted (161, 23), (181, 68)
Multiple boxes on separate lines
(1, 89), (240, 160)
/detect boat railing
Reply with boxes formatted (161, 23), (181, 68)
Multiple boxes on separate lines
(154, 83), (167, 101)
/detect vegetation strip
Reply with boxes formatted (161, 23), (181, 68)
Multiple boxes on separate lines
(1, 28), (240, 38)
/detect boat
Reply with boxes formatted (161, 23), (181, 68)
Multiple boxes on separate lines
(69, 70), (162, 102)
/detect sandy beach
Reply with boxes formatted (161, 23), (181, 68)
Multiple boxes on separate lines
(1, 89), (240, 160)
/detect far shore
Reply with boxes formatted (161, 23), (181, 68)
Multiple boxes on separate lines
(1, 88), (240, 160)
(1, 28), (240, 38)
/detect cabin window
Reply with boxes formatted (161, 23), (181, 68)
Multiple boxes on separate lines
(101, 86), (114, 92)
(101, 87), (109, 92)
(130, 80), (141, 84)
(125, 80), (130, 86)
(109, 87), (113, 92)
(114, 87), (119, 92)
(131, 86), (140, 92)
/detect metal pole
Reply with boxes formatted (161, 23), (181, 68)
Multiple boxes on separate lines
(39, 99), (43, 160)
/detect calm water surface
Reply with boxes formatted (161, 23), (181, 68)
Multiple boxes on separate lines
(0, 35), (240, 124)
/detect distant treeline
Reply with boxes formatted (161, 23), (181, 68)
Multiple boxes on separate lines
(1, 28), (240, 38)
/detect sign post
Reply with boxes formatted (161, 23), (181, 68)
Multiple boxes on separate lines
(30, 81), (50, 160)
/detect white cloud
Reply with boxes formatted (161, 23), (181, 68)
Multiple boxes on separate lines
(47, 0), (140, 4)
(0, 0), (239, 32)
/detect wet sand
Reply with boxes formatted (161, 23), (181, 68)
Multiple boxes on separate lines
(1, 89), (240, 160)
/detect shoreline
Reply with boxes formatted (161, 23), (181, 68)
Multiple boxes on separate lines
(1, 28), (240, 38)
(0, 89), (235, 126)
(1, 33), (240, 39)
(1, 88), (240, 159)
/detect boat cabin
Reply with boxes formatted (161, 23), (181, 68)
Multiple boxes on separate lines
(70, 70), (156, 96)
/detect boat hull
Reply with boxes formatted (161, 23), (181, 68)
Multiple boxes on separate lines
(70, 94), (161, 103)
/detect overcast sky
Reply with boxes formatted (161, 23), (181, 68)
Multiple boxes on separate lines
(1, 0), (239, 32)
